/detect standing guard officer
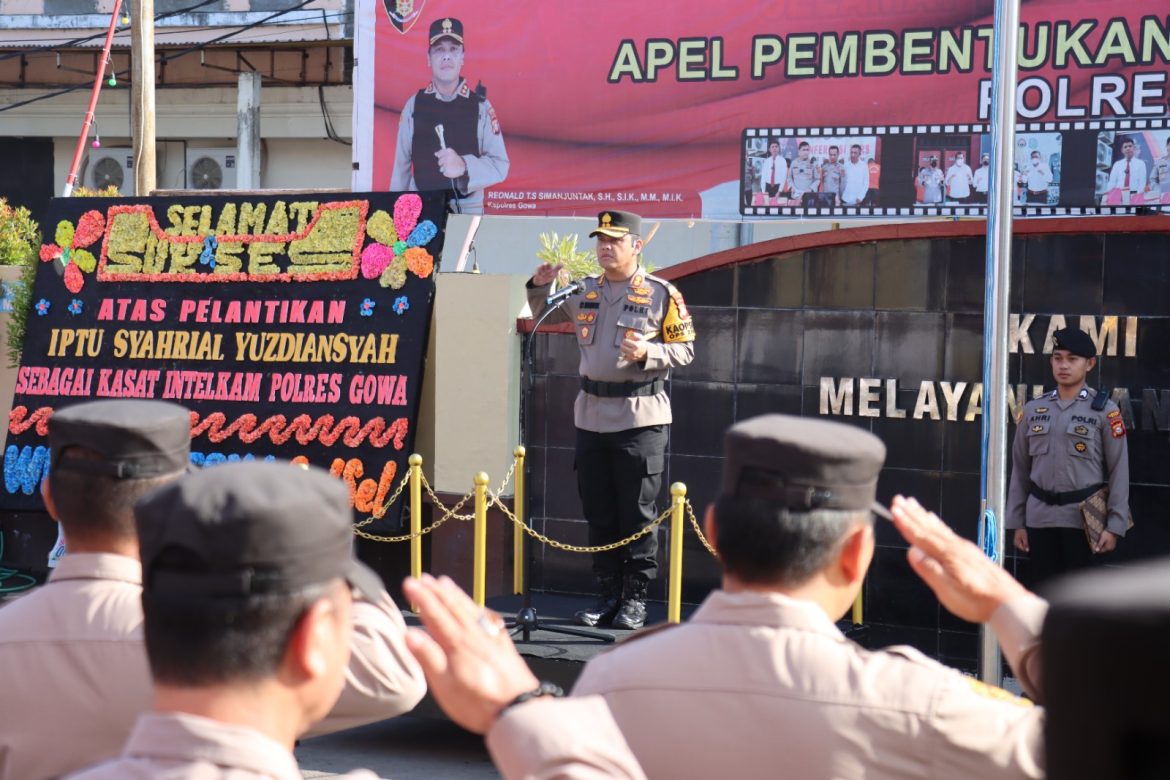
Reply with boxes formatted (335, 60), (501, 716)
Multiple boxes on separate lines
(527, 210), (695, 629)
(1007, 326), (1131, 586)
(390, 17), (509, 214)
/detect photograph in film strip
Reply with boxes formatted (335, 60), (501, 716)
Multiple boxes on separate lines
(741, 118), (1170, 217)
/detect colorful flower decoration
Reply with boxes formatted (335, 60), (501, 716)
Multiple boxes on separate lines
(67, 299), (84, 316)
(392, 194), (423, 238)
(406, 220), (437, 248)
(360, 298), (376, 317)
(199, 235), (218, 269)
(38, 209), (105, 293)
(360, 243), (394, 280)
(404, 247), (434, 279)
(379, 256), (408, 290)
(366, 210), (398, 246)
(34, 298), (50, 316)
(393, 296), (410, 315)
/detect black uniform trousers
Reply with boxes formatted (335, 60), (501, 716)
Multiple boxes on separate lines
(575, 424), (667, 584)
(1027, 526), (1105, 590)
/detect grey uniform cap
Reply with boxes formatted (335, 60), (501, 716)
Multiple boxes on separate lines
(135, 461), (383, 602)
(49, 400), (191, 479)
(721, 414), (890, 518)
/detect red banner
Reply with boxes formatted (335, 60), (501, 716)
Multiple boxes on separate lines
(364, 1), (1170, 217)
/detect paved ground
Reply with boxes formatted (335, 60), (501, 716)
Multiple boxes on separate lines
(296, 715), (499, 779)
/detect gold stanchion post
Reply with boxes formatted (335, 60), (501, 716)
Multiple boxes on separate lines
(668, 482), (687, 623)
(473, 472), (489, 607)
(409, 455), (423, 581)
(852, 586), (864, 625)
(512, 446), (525, 595)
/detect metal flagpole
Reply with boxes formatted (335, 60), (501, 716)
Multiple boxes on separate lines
(62, 0), (125, 196)
(979, 0), (1022, 685)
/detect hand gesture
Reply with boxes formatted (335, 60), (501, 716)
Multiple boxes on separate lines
(891, 496), (1030, 624)
(531, 262), (563, 287)
(1094, 529), (1117, 554)
(403, 574), (539, 734)
(1013, 528), (1029, 553)
(620, 332), (648, 363)
(435, 148), (468, 179)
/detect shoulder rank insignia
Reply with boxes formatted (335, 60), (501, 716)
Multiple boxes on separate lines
(966, 677), (1033, 708)
(1074, 441), (1088, 453)
(1111, 418), (1126, 438)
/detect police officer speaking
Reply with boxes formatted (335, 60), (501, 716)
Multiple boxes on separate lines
(390, 17), (509, 214)
(528, 210), (695, 629)
(1007, 326), (1132, 586)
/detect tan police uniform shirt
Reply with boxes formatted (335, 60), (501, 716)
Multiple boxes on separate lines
(527, 267), (695, 433)
(65, 712), (377, 780)
(573, 589), (1047, 780)
(1006, 386), (1131, 535)
(487, 696), (648, 780)
(0, 553), (425, 780)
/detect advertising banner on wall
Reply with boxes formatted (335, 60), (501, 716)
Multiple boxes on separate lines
(357, 0), (1170, 218)
(3, 191), (447, 530)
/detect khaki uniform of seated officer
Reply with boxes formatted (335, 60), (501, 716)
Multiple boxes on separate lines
(0, 400), (425, 780)
(575, 414), (1049, 779)
(528, 209), (695, 630)
(69, 462), (643, 780)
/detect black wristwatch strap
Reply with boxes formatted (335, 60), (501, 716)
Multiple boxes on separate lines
(500, 681), (564, 715)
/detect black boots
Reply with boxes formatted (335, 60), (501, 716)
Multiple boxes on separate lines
(574, 577), (622, 627)
(612, 576), (648, 630)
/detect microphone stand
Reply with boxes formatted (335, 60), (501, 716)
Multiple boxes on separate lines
(508, 290), (615, 644)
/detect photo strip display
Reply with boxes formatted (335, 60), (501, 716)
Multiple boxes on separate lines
(741, 118), (1169, 217)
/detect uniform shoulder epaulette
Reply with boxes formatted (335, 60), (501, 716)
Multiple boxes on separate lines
(1091, 387), (1111, 411)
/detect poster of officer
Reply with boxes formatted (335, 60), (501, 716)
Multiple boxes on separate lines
(809, 137), (878, 207)
(745, 137), (795, 207)
(389, 17), (509, 214)
(1013, 133), (1061, 206)
(1096, 130), (1170, 206)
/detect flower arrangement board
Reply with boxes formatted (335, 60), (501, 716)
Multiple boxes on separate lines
(3, 190), (447, 530)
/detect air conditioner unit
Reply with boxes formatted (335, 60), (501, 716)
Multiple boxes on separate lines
(84, 149), (134, 195)
(185, 148), (237, 190)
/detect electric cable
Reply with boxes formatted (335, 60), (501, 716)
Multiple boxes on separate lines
(0, 533), (39, 595)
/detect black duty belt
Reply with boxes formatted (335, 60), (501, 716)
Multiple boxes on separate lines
(1028, 481), (1107, 506)
(581, 377), (665, 398)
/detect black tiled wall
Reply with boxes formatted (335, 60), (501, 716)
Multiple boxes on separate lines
(526, 231), (1170, 666)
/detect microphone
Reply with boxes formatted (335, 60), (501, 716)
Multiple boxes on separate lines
(435, 124), (447, 150)
(546, 280), (583, 306)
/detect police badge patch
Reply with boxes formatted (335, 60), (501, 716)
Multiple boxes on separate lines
(383, 0), (425, 33)
(488, 105), (501, 135)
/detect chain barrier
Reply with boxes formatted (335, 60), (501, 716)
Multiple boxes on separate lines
(685, 499), (719, 558)
(350, 455), (716, 557)
(490, 491), (672, 553)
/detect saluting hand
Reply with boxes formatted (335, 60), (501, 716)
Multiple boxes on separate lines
(531, 262), (563, 287)
(435, 148), (467, 179)
(891, 495), (1030, 624)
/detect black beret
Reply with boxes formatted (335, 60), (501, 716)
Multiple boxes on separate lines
(49, 400), (191, 479)
(1052, 327), (1096, 358)
(135, 461), (383, 602)
(721, 414), (889, 518)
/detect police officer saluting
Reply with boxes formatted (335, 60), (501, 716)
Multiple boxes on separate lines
(528, 210), (695, 629)
(1007, 326), (1131, 586)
